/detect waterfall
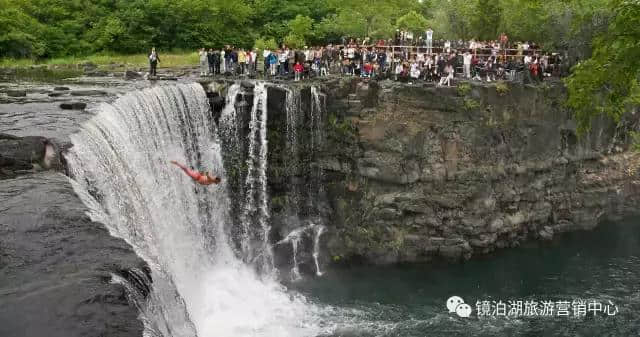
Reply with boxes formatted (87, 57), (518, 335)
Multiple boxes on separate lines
(65, 83), (324, 337)
(313, 225), (325, 277)
(310, 86), (325, 151)
(238, 82), (273, 273)
(276, 224), (313, 282)
(219, 84), (242, 157)
(285, 87), (302, 216)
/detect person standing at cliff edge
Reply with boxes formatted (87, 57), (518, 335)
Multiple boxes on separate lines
(199, 48), (208, 76)
(426, 28), (433, 55)
(149, 47), (160, 77)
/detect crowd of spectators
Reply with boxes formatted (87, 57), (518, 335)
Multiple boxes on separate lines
(179, 31), (566, 86)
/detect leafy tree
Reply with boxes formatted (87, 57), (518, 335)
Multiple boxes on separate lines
(288, 14), (314, 41)
(472, 0), (502, 40)
(283, 33), (306, 49)
(565, 0), (640, 133)
(0, 0), (45, 58)
(396, 10), (429, 35)
(429, 0), (475, 40)
(325, 0), (421, 39)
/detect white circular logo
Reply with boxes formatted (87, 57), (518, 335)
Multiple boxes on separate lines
(455, 303), (473, 318)
(446, 296), (465, 313)
(446, 296), (472, 318)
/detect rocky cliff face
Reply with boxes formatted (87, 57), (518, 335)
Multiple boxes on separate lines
(1, 131), (147, 336)
(315, 79), (640, 264)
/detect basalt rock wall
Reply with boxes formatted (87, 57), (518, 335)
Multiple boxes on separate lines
(317, 78), (640, 264)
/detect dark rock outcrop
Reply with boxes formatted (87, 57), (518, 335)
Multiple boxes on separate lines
(0, 172), (147, 337)
(0, 133), (58, 179)
(70, 89), (108, 96)
(60, 102), (87, 110)
(124, 70), (143, 80)
(316, 79), (640, 264)
(6, 90), (27, 97)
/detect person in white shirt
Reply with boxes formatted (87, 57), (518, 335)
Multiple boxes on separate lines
(426, 28), (433, 54)
(444, 40), (451, 53)
(347, 46), (355, 60)
(417, 51), (425, 66)
(305, 47), (313, 63)
(220, 49), (226, 73)
(198, 48), (208, 76)
(410, 62), (420, 79)
(406, 31), (414, 45)
(279, 50), (288, 75)
(463, 51), (472, 79)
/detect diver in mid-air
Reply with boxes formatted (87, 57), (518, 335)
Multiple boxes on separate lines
(170, 161), (221, 186)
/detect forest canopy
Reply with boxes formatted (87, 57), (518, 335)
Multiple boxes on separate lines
(0, 0), (637, 132)
(0, 0), (615, 58)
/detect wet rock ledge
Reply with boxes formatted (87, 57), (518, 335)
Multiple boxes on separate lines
(0, 133), (147, 337)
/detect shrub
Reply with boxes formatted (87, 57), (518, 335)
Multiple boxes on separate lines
(463, 98), (481, 111)
(495, 81), (510, 96)
(457, 82), (472, 96)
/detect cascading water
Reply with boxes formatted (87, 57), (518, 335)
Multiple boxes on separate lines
(277, 223), (325, 281)
(310, 86), (325, 151)
(313, 225), (325, 277)
(65, 83), (327, 337)
(238, 82), (273, 273)
(285, 87), (303, 218)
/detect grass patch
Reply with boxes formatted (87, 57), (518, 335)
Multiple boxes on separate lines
(0, 51), (200, 69)
(457, 82), (472, 96)
(463, 98), (481, 111)
(495, 81), (510, 96)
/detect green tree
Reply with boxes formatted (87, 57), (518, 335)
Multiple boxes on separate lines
(283, 33), (306, 49)
(429, 0), (475, 40)
(566, 0), (640, 133)
(288, 14), (314, 41)
(254, 37), (278, 51)
(396, 10), (429, 35)
(326, 0), (421, 39)
(472, 0), (502, 40)
(0, 0), (45, 58)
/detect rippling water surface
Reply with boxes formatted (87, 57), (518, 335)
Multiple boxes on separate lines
(293, 218), (640, 337)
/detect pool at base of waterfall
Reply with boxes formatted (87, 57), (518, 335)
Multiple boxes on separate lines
(291, 217), (640, 337)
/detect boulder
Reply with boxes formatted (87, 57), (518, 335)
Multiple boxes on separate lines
(48, 92), (66, 97)
(6, 90), (26, 97)
(59, 102), (87, 110)
(85, 70), (109, 77)
(70, 90), (108, 97)
(0, 133), (49, 173)
(54, 86), (70, 91)
(124, 70), (143, 80)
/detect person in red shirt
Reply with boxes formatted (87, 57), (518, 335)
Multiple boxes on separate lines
(294, 62), (304, 81)
(363, 62), (374, 78)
